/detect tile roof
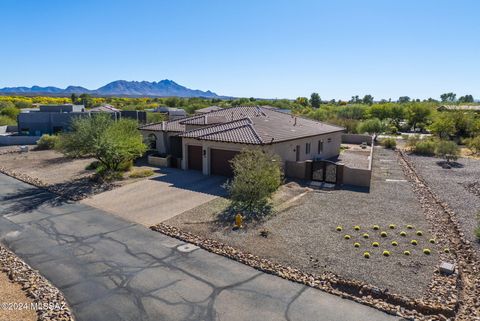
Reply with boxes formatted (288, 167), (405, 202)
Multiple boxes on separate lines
(141, 106), (344, 144)
(179, 106), (343, 144)
(194, 106), (223, 113)
(181, 118), (263, 144)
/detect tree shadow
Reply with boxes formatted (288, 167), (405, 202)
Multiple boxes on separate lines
(0, 186), (71, 214)
(435, 160), (464, 169)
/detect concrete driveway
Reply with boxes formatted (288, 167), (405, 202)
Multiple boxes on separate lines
(82, 168), (227, 226)
(0, 173), (398, 321)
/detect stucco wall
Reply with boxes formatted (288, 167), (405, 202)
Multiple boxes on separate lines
(270, 132), (342, 162)
(141, 130), (177, 155)
(342, 134), (373, 145)
(343, 166), (372, 187)
(182, 131), (342, 175)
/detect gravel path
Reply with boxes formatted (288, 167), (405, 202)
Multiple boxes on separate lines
(408, 155), (480, 252)
(168, 147), (439, 299)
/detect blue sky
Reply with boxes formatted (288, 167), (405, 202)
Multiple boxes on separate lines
(1, 0), (479, 100)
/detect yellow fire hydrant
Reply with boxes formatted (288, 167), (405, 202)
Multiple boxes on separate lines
(234, 213), (243, 229)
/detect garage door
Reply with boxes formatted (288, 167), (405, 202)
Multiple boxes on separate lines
(210, 149), (239, 177)
(188, 145), (203, 171)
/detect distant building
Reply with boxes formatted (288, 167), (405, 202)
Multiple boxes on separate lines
(154, 106), (187, 120)
(437, 105), (480, 112)
(194, 106), (223, 115)
(17, 104), (146, 136)
(18, 104), (88, 136)
(90, 104), (120, 113)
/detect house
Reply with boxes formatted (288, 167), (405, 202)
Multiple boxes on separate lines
(194, 106), (223, 115)
(140, 106), (344, 176)
(17, 104), (88, 135)
(154, 106), (187, 120)
(17, 104), (146, 136)
(437, 105), (480, 112)
(90, 104), (120, 113)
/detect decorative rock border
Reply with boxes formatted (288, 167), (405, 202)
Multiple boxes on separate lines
(0, 244), (74, 321)
(151, 223), (453, 320)
(398, 150), (480, 321)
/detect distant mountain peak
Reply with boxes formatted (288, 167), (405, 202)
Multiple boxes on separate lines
(0, 79), (220, 98)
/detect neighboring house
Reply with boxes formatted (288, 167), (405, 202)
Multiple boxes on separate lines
(140, 106), (344, 176)
(17, 104), (146, 136)
(194, 105), (223, 114)
(437, 105), (480, 112)
(154, 106), (187, 120)
(17, 104), (88, 136)
(90, 104), (120, 113)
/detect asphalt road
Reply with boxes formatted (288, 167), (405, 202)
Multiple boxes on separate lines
(0, 173), (398, 321)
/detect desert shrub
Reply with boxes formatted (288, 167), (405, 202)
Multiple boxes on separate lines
(57, 113), (146, 173)
(129, 168), (154, 178)
(404, 250), (411, 256)
(435, 140), (459, 163)
(380, 231), (388, 237)
(363, 252), (370, 258)
(382, 250), (391, 257)
(354, 225), (360, 231)
(400, 231), (407, 237)
(372, 242), (379, 247)
(36, 134), (59, 150)
(336, 226), (343, 231)
(344, 234), (351, 240)
(411, 240), (418, 245)
(412, 139), (437, 156)
(423, 249), (431, 255)
(467, 136), (480, 155)
(0, 115), (16, 126)
(381, 137), (397, 149)
(416, 230), (423, 236)
(226, 148), (282, 220)
(85, 161), (101, 170)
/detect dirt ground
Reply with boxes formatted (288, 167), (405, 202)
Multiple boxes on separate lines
(0, 147), (95, 185)
(0, 148), (160, 199)
(0, 272), (37, 321)
(166, 148), (440, 299)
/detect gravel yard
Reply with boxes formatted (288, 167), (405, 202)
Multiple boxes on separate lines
(166, 147), (440, 299)
(335, 144), (371, 169)
(408, 154), (480, 252)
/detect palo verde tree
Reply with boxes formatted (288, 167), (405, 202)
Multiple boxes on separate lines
(227, 149), (282, 220)
(57, 113), (146, 173)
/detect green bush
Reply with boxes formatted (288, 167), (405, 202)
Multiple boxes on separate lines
(467, 136), (480, 155)
(413, 139), (437, 156)
(0, 115), (16, 126)
(226, 148), (282, 220)
(85, 161), (101, 170)
(36, 134), (59, 150)
(381, 137), (397, 149)
(129, 168), (154, 178)
(435, 140), (459, 163)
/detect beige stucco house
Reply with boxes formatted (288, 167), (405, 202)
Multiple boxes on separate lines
(140, 106), (344, 176)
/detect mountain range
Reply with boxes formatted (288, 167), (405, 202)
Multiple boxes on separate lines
(0, 80), (220, 98)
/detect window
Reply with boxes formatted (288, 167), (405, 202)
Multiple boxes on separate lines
(327, 137), (332, 143)
(318, 140), (324, 153)
(305, 142), (311, 154)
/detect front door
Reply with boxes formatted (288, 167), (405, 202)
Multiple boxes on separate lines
(295, 145), (300, 161)
(188, 145), (203, 171)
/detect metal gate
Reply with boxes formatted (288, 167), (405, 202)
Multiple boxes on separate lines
(312, 160), (339, 184)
